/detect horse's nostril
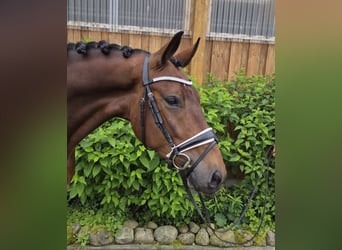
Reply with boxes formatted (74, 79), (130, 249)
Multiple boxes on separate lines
(209, 170), (222, 189)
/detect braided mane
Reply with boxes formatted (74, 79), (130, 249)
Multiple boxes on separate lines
(67, 40), (183, 67)
(67, 40), (147, 58)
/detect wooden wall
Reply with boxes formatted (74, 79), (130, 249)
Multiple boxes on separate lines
(67, 28), (275, 84)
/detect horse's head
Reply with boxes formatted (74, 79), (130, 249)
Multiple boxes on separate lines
(130, 31), (227, 194)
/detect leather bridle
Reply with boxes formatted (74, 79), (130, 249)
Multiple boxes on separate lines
(140, 54), (217, 178)
(139, 53), (270, 245)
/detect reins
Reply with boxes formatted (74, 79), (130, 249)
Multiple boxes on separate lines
(140, 53), (272, 245)
(182, 146), (272, 245)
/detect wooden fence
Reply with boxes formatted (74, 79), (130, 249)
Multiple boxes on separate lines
(67, 0), (275, 84)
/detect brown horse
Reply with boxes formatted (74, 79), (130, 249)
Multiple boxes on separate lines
(67, 31), (227, 194)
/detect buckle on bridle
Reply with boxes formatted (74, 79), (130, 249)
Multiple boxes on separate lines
(172, 152), (191, 170)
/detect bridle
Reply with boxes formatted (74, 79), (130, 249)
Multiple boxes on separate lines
(139, 53), (270, 245)
(140, 54), (218, 178)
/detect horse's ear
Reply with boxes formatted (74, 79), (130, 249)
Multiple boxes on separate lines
(150, 31), (184, 68)
(173, 37), (200, 67)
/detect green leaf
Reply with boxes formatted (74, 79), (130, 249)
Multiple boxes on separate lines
(107, 137), (116, 147)
(245, 140), (250, 149)
(99, 158), (110, 167)
(92, 164), (101, 177)
(132, 181), (139, 191)
(135, 169), (142, 180)
(68, 187), (78, 199)
(162, 205), (168, 213)
(119, 154), (124, 162)
(147, 150), (155, 160)
(149, 157), (160, 169)
(83, 163), (92, 177)
(76, 184), (84, 196)
(230, 154), (240, 162)
(140, 155), (150, 168)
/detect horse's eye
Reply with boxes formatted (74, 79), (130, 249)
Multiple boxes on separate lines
(165, 96), (180, 107)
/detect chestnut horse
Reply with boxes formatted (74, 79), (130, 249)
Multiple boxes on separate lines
(67, 31), (227, 194)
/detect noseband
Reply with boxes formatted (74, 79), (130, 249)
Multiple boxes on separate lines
(140, 54), (218, 177)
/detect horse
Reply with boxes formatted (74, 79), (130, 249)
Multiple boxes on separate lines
(67, 31), (227, 194)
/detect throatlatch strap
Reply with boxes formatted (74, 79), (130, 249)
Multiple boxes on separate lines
(142, 54), (151, 85)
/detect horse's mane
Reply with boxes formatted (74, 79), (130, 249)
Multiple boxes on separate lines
(67, 40), (183, 67)
(67, 40), (147, 58)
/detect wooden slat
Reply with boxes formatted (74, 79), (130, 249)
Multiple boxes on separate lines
(259, 43), (269, 75)
(88, 30), (102, 42)
(80, 29), (90, 42)
(121, 33), (130, 46)
(73, 29), (81, 42)
(190, 0), (209, 85)
(67, 29), (74, 43)
(265, 44), (275, 75)
(128, 33), (142, 49)
(140, 35), (150, 51)
(240, 42), (250, 75)
(247, 43), (262, 76)
(108, 32), (122, 45)
(149, 35), (163, 53)
(203, 40), (213, 81)
(228, 42), (244, 80)
(223, 41), (232, 80)
(210, 40), (231, 80)
(101, 31), (109, 42)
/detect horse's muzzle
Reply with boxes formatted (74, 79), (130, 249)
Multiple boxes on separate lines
(187, 166), (226, 194)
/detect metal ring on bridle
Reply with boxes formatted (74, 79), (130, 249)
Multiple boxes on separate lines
(172, 152), (191, 170)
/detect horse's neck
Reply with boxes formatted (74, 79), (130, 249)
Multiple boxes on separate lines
(68, 50), (141, 96)
(67, 51), (144, 147)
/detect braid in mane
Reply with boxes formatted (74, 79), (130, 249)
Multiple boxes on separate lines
(75, 42), (87, 55)
(97, 40), (110, 55)
(121, 46), (133, 58)
(86, 41), (97, 50)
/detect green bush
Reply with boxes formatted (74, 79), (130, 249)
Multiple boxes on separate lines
(200, 70), (275, 232)
(67, 70), (275, 233)
(68, 117), (195, 226)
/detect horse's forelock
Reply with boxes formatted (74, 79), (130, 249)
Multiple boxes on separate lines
(169, 56), (183, 68)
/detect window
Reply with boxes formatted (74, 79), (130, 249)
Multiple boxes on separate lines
(208, 0), (275, 42)
(67, 0), (110, 24)
(67, 0), (275, 42)
(67, 0), (191, 34)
